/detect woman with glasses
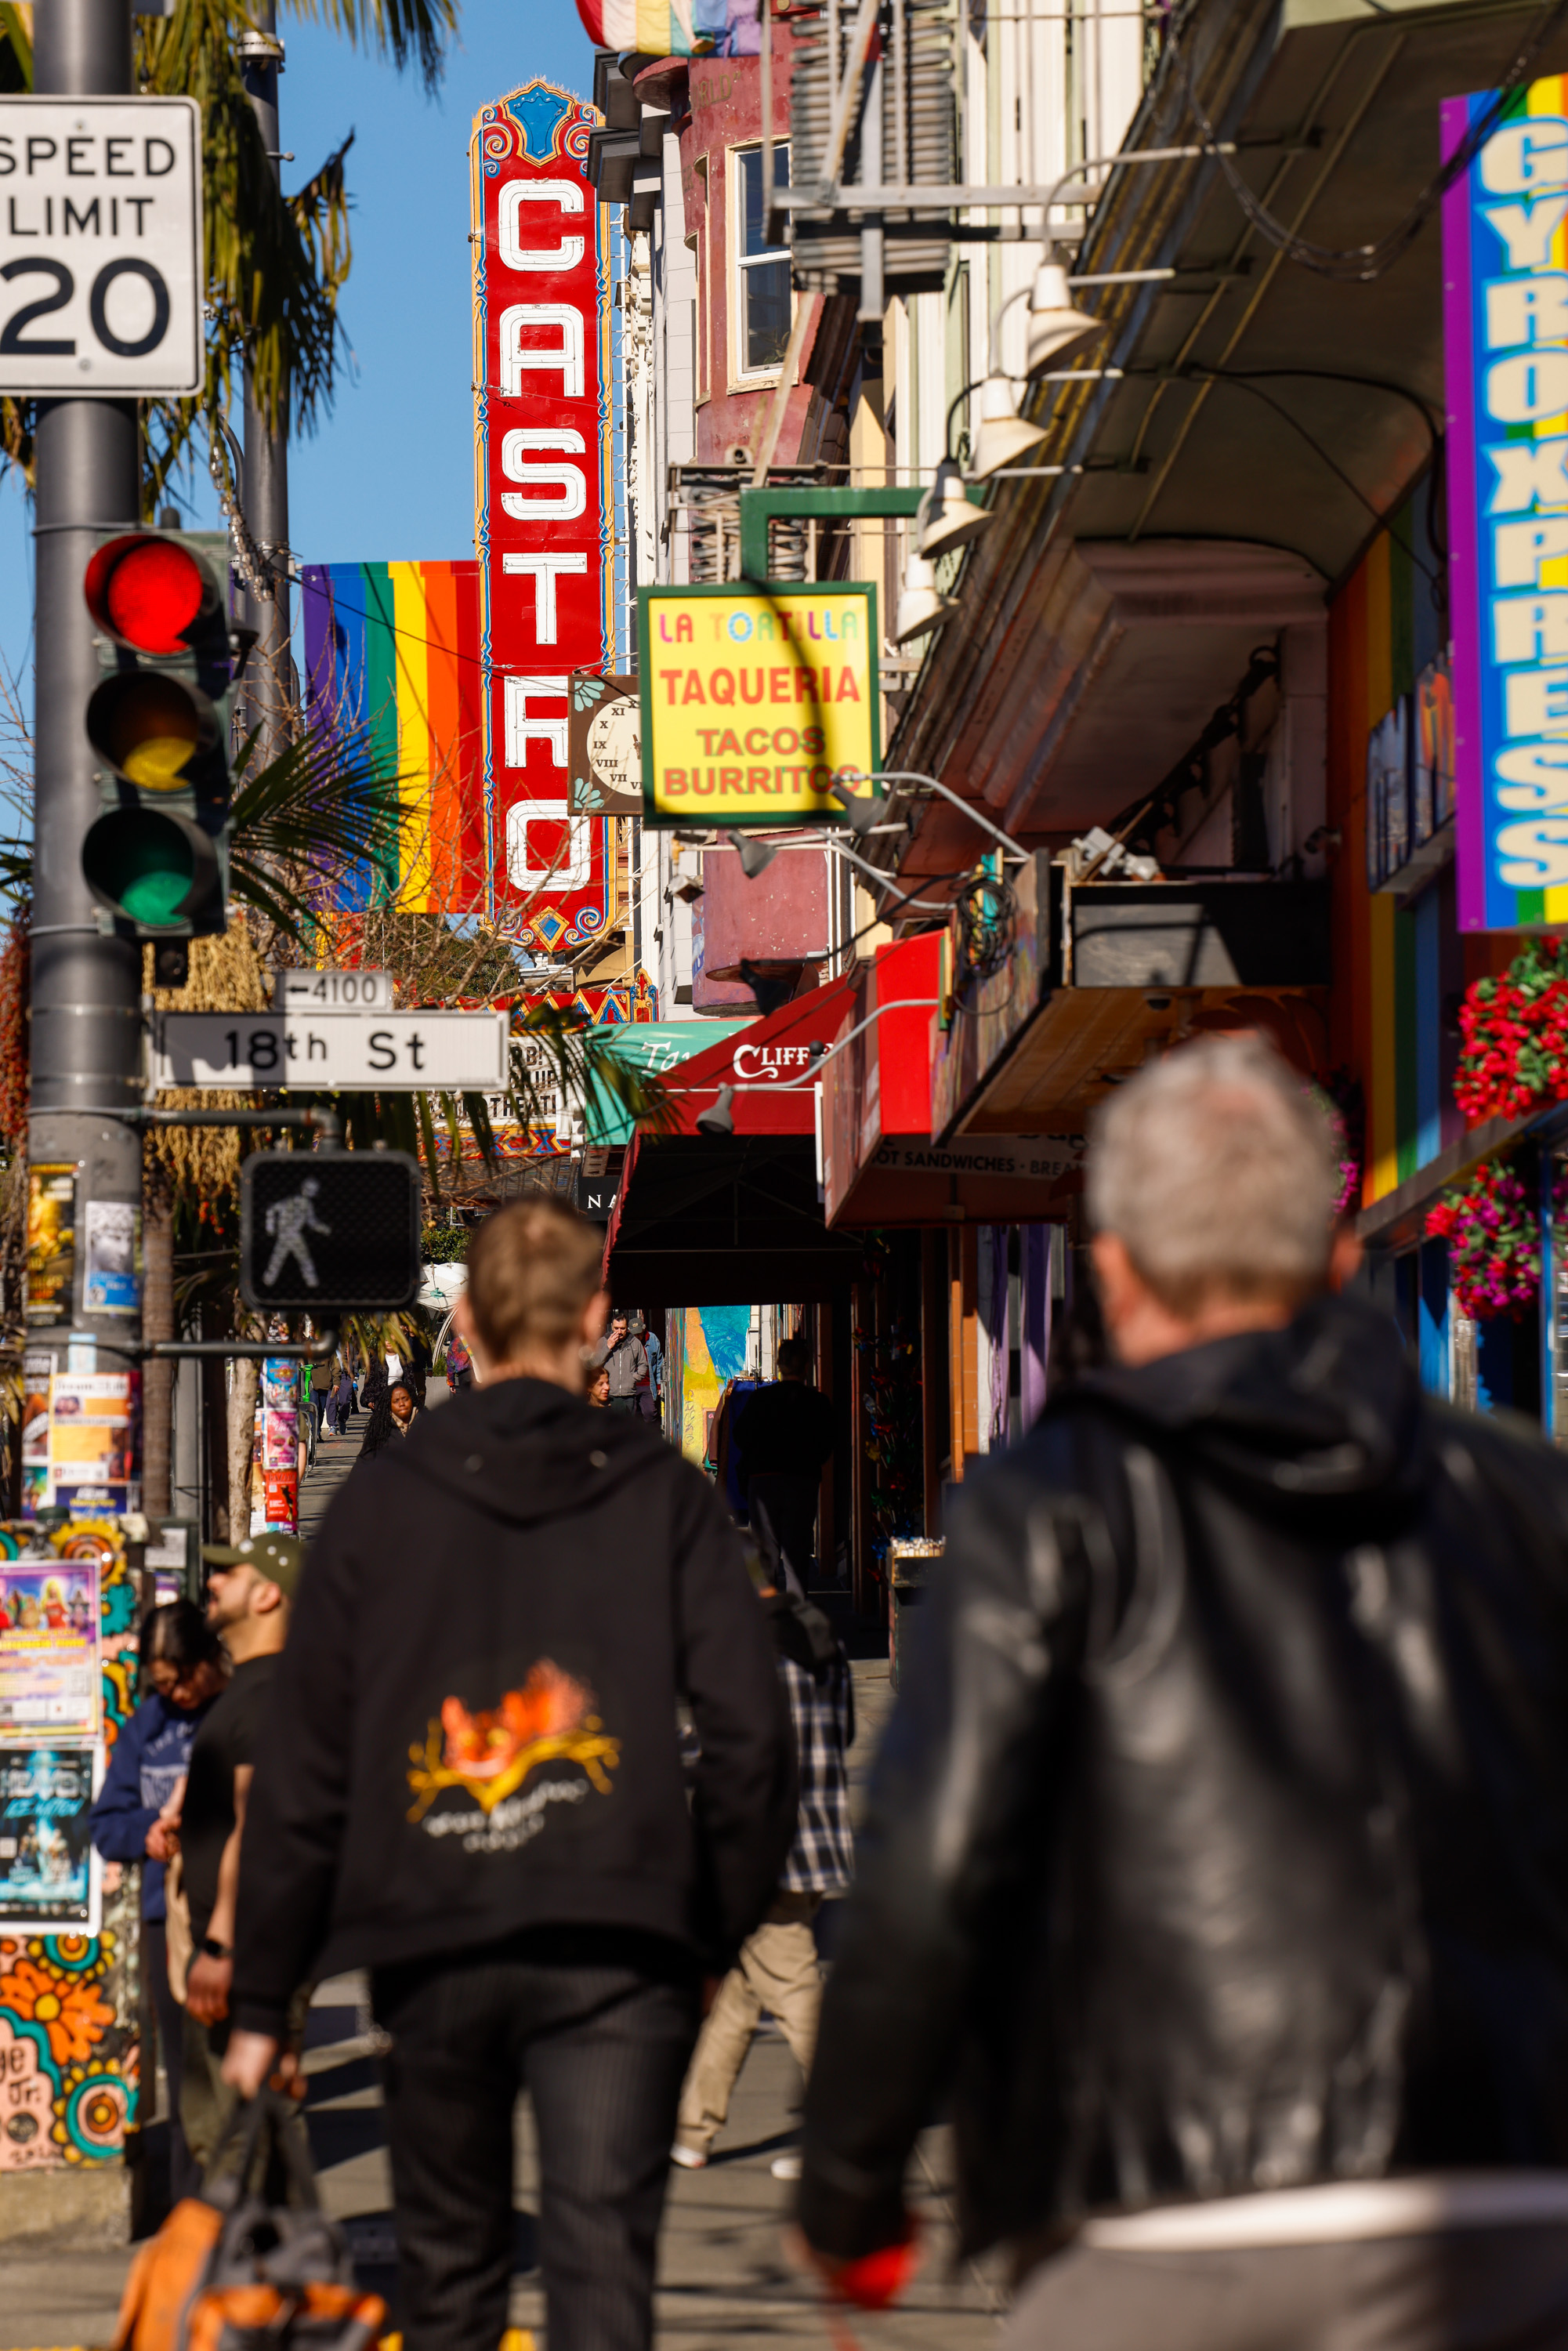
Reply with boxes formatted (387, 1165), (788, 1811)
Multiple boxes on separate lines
(89, 1599), (228, 2204)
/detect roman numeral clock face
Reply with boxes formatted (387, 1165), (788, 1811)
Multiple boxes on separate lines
(472, 85), (616, 948)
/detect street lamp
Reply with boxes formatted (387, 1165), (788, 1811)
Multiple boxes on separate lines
(835, 767), (1030, 863)
(737, 833), (778, 878)
(893, 549), (957, 644)
(918, 458), (994, 560)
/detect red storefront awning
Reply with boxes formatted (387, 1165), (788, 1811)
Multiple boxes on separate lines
(657, 976), (858, 1136)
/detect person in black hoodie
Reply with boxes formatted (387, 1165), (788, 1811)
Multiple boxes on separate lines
(799, 1035), (1568, 2351)
(225, 1199), (796, 2351)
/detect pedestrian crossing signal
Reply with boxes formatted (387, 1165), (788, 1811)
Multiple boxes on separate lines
(239, 1151), (422, 1313)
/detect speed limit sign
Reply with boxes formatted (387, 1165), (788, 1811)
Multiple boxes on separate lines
(0, 98), (201, 394)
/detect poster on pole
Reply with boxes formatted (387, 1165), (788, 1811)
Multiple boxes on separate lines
(0, 1746), (102, 1935)
(26, 1166), (75, 1327)
(470, 78), (617, 950)
(48, 1373), (140, 1521)
(0, 1558), (100, 1741)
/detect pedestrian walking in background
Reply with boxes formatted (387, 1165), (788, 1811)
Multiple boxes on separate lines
(800, 1034), (1568, 2351)
(673, 1566), (853, 2181)
(643, 1320), (664, 1427)
(359, 1373), (418, 1460)
(444, 1324), (473, 1393)
(735, 1336), (836, 1596)
(223, 1198), (795, 2351)
(588, 1363), (610, 1407)
(600, 1307), (649, 1416)
(89, 1599), (228, 2204)
(174, 1533), (307, 2186)
(630, 1315), (658, 1421)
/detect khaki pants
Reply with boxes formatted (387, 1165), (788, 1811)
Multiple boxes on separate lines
(181, 1989), (312, 2194)
(675, 1892), (822, 2158)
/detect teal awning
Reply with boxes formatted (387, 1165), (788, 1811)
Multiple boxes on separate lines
(584, 1018), (752, 1146)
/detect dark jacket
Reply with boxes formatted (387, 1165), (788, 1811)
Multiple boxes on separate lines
(88, 1691), (212, 1922)
(800, 1295), (1568, 2263)
(734, 1380), (838, 1483)
(233, 1376), (796, 2038)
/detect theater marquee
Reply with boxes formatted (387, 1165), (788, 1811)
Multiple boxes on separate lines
(638, 583), (879, 826)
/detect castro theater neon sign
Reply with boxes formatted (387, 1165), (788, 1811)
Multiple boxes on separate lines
(469, 81), (615, 948)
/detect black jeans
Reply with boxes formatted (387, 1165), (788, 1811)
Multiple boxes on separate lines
(748, 1471), (820, 1597)
(372, 1931), (700, 2351)
(143, 1915), (201, 2204)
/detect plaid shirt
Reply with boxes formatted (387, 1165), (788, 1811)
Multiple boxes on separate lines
(779, 1650), (856, 1896)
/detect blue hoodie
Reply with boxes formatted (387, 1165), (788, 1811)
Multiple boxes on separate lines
(88, 1691), (214, 1921)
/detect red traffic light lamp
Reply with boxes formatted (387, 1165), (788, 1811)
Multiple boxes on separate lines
(85, 533), (222, 657)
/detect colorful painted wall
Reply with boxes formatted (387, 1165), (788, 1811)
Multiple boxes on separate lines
(1328, 477), (1523, 1207)
(0, 1531), (141, 2175)
(675, 1304), (751, 1467)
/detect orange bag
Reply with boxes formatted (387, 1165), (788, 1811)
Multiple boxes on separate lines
(113, 2090), (386, 2351)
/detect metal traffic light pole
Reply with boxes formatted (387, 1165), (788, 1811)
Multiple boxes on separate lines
(238, 0), (291, 763)
(29, 0), (144, 1389)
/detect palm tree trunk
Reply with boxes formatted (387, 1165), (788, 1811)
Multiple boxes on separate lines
(201, 1344), (230, 1541)
(227, 1357), (259, 1544)
(142, 1155), (173, 1520)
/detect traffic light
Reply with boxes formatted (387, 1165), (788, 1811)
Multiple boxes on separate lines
(80, 529), (235, 938)
(239, 1151), (423, 1313)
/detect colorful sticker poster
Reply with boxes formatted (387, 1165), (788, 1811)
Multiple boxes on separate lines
(17, 1469), (46, 1523)
(0, 1560), (100, 1740)
(0, 1746), (100, 1933)
(261, 1470), (298, 1531)
(262, 1410), (298, 1472)
(80, 1201), (141, 1317)
(49, 1374), (137, 1494)
(20, 1353), (51, 1473)
(46, 1371), (139, 1530)
(25, 1166), (74, 1327)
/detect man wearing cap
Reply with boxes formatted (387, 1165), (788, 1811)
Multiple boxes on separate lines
(176, 1531), (302, 2179)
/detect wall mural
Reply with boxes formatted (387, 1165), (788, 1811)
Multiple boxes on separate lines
(0, 1524), (139, 2172)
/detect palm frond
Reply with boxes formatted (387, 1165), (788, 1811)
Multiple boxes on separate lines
(226, 719), (402, 942)
(0, 8), (31, 92)
(282, 0), (455, 92)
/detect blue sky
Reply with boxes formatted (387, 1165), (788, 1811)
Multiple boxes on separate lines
(0, 0), (596, 715)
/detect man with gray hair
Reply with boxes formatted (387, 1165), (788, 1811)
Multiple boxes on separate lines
(798, 1035), (1568, 2351)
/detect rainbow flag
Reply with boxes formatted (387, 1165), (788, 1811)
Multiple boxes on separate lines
(302, 561), (489, 913)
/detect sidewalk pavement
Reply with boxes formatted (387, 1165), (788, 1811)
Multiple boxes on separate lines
(1, 1416), (1005, 2349)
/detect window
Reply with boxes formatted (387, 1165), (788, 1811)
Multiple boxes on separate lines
(734, 144), (791, 375)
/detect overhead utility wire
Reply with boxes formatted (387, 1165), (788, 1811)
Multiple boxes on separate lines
(1170, 0), (1568, 281)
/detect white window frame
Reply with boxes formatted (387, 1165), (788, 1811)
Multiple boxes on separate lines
(730, 141), (794, 386)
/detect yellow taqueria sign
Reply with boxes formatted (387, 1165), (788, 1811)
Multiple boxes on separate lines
(638, 582), (880, 825)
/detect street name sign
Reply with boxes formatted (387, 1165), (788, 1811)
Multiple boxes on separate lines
(152, 1009), (511, 1092)
(240, 1152), (422, 1313)
(272, 968), (393, 1010)
(0, 98), (202, 394)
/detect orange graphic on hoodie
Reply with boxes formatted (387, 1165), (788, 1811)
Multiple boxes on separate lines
(406, 1660), (619, 1822)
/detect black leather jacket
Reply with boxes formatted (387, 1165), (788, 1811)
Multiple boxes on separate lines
(799, 1295), (1568, 2263)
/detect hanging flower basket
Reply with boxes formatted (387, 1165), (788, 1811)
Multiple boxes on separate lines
(1425, 1157), (1559, 1320)
(1454, 940), (1568, 1123)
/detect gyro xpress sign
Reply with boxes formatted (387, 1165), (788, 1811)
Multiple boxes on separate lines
(1441, 78), (1568, 928)
(639, 583), (879, 827)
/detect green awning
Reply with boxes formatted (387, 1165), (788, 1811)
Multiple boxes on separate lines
(584, 1018), (753, 1146)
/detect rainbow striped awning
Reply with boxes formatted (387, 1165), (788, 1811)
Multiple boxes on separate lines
(574, 0), (759, 56)
(302, 561), (488, 914)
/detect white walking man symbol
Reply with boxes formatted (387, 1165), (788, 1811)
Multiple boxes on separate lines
(263, 1179), (331, 1290)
